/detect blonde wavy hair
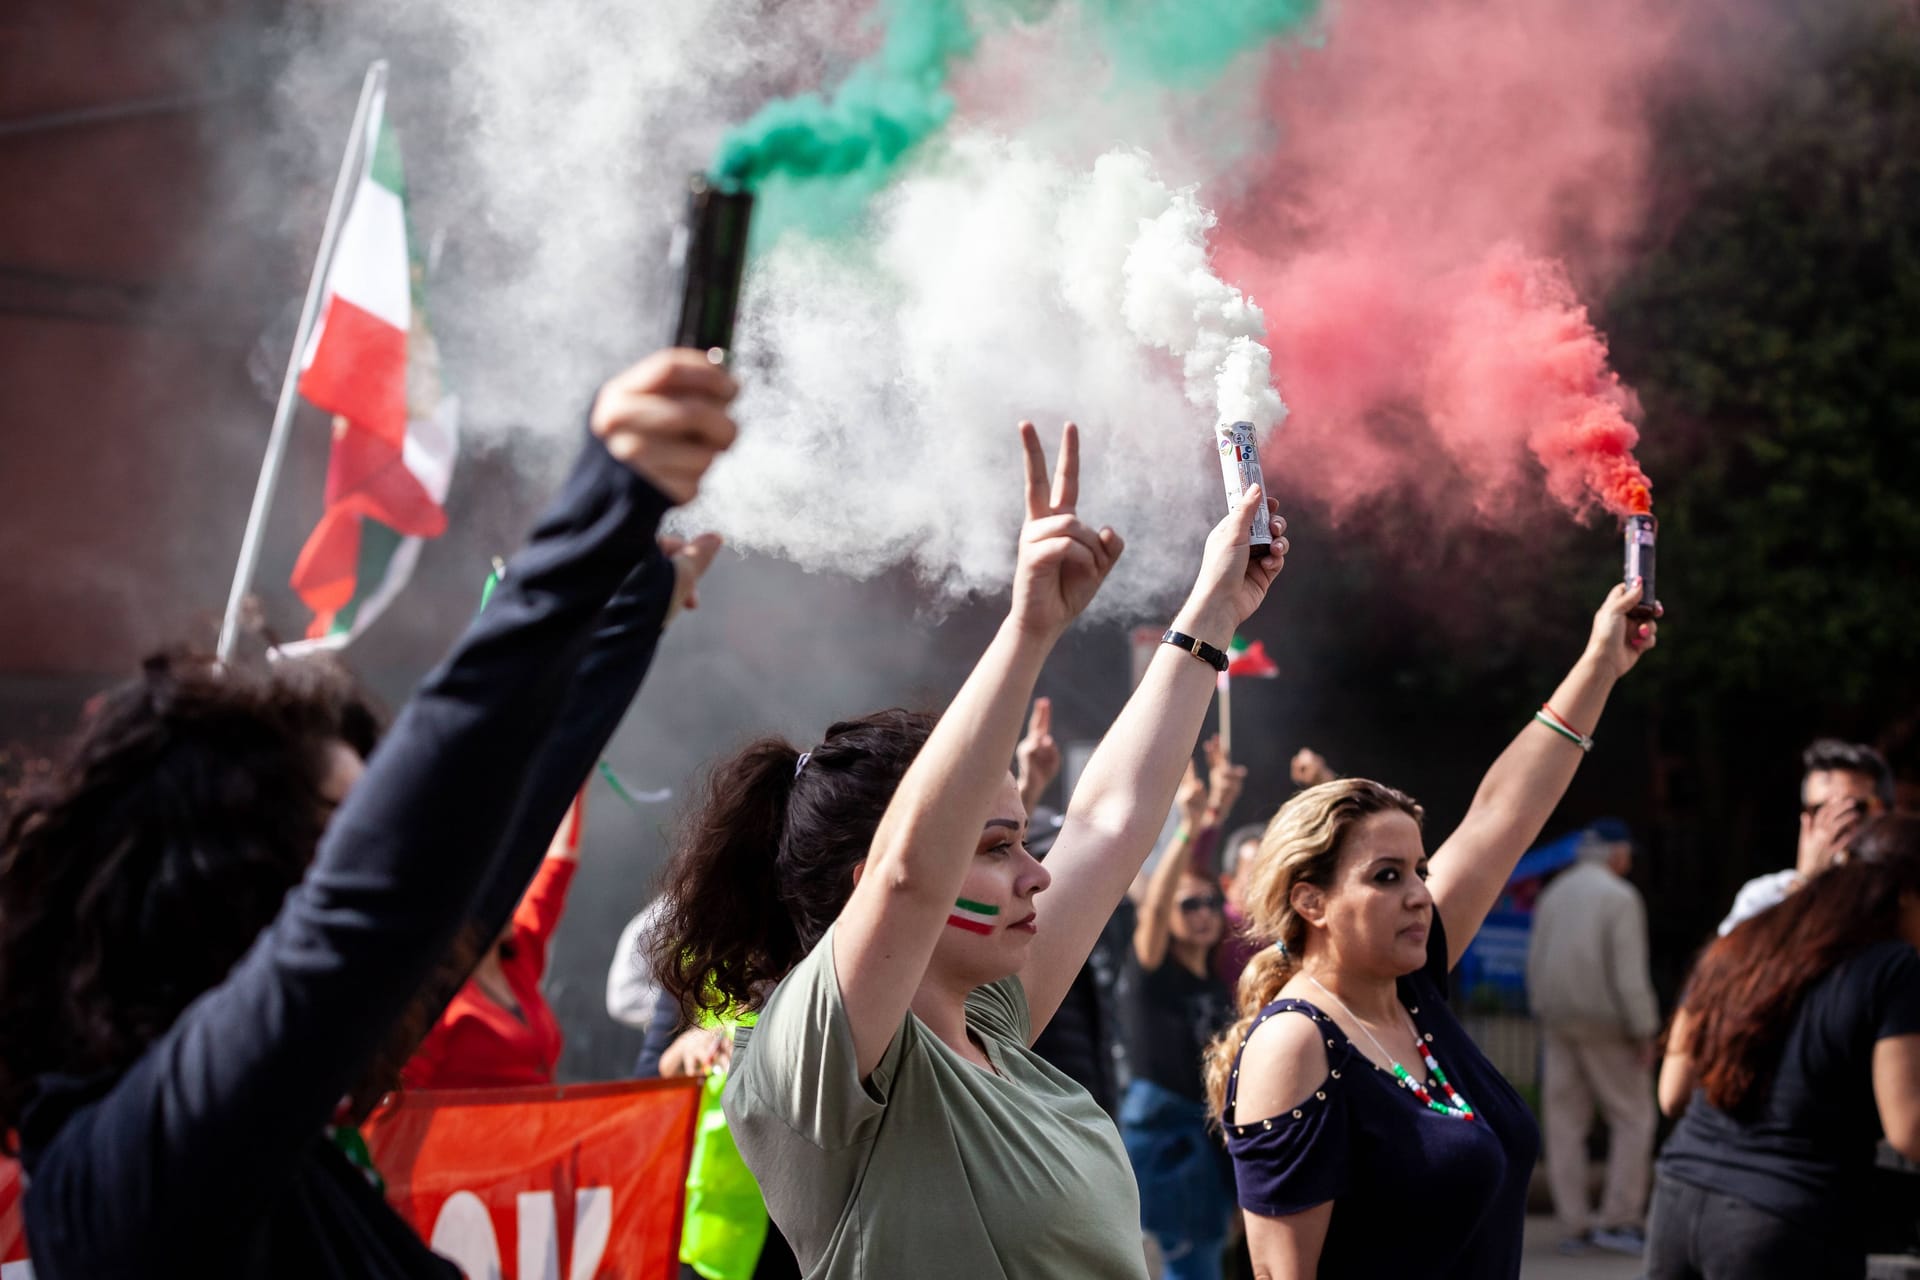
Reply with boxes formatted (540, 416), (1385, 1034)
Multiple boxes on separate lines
(1202, 778), (1424, 1117)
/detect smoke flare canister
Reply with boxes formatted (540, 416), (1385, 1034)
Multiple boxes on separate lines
(1216, 421), (1273, 559)
(670, 174), (754, 360)
(1624, 514), (1658, 619)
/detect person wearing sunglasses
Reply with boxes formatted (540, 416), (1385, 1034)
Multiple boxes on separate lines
(1119, 736), (1247, 1280)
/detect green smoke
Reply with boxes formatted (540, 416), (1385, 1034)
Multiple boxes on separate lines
(715, 0), (1321, 241)
(1081, 0), (1320, 85)
(714, 0), (977, 239)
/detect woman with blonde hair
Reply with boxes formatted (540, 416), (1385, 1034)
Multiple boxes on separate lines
(1203, 583), (1658, 1278)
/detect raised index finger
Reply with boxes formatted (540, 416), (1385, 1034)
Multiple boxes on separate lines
(1019, 421), (1050, 520)
(1029, 696), (1052, 737)
(1051, 421), (1080, 513)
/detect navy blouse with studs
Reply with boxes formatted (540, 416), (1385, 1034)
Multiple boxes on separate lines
(1223, 912), (1539, 1278)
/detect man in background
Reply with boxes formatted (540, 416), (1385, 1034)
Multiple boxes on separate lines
(1528, 819), (1660, 1257)
(1718, 738), (1894, 935)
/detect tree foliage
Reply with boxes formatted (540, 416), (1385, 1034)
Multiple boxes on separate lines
(1606, 9), (1920, 725)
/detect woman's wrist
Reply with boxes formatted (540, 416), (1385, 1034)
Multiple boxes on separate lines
(1170, 600), (1235, 651)
(1574, 645), (1621, 685)
(1001, 611), (1067, 654)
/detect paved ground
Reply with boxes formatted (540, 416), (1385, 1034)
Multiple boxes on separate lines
(1144, 1216), (1648, 1277)
(1520, 1215), (1645, 1278)
(1151, 1213), (1916, 1276)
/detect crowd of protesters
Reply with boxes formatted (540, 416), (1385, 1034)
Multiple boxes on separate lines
(0, 338), (1915, 1280)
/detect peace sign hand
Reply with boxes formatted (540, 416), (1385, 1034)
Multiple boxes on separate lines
(1010, 422), (1125, 641)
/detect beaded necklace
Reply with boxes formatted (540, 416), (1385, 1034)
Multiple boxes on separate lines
(1307, 975), (1477, 1121)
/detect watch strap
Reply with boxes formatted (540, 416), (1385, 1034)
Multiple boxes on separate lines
(1161, 628), (1229, 673)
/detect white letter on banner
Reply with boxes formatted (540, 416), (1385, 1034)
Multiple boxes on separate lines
(569, 1187), (612, 1280)
(515, 1188), (614, 1280)
(430, 1190), (504, 1280)
(516, 1192), (559, 1280)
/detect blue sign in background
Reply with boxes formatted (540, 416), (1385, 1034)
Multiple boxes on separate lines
(1454, 830), (1586, 1012)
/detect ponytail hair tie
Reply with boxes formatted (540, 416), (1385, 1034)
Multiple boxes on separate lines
(794, 751), (812, 778)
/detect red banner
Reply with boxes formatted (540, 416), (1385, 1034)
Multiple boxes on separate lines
(367, 1079), (701, 1280)
(0, 1156), (24, 1272)
(0, 1079), (700, 1280)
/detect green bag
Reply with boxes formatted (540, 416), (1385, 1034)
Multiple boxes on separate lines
(680, 1066), (770, 1280)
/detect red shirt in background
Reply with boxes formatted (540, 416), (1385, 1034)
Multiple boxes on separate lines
(402, 857), (576, 1090)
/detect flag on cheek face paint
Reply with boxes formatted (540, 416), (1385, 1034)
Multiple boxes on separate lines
(947, 898), (999, 935)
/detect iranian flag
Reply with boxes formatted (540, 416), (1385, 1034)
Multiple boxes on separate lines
(1223, 635), (1279, 681)
(1215, 635), (1275, 759)
(285, 90), (457, 650)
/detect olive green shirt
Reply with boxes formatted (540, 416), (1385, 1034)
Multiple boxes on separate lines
(725, 924), (1148, 1278)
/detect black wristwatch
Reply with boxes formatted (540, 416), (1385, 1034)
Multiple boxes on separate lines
(1161, 628), (1228, 673)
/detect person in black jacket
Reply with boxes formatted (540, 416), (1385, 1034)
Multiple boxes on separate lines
(0, 348), (738, 1279)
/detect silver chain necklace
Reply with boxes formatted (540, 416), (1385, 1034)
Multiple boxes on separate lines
(1306, 974), (1477, 1120)
(1306, 974), (1409, 1069)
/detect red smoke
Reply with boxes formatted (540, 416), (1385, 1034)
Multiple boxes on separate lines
(1435, 248), (1653, 518)
(1215, 0), (1691, 523)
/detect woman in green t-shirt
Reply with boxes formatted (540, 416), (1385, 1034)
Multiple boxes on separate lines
(651, 422), (1285, 1278)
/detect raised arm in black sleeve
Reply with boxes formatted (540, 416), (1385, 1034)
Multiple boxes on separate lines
(20, 432), (672, 1264)
(401, 547), (680, 1046)
(479, 550), (678, 955)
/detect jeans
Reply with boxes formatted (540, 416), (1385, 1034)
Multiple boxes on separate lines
(1119, 1080), (1231, 1280)
(1157, 1237), (1224, 1280)
(1644, 1174), (1866, 1280)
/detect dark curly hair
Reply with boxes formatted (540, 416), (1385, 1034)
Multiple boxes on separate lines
(0, 651), (382, 1138)
(651, 708), (936, 1019)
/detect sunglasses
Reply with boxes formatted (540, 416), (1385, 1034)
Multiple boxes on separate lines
(1803, 798), (1870, 817)
(1178, 894), (1226, 913)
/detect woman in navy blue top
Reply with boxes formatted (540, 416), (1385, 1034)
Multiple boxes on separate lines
(0, 349), (737, 1279)
(1203, 583), (1658, 1278)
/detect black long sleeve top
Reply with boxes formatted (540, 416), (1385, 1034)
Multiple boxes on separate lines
(415, 517), (681, 1036)
(19, 432), (676, 1278)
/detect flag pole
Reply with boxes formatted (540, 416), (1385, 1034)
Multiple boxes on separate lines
(1217, 670), (1233, 759)
(216, 60), (389, 662)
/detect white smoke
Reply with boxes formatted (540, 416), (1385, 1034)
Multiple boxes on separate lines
(1062, 150), (1286, 429)
(271, 2), (1284, 613)
(687, 133), (1286, 615)
(270, 0), (853, 450)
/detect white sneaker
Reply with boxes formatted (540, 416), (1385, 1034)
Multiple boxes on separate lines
(1589, 1226), (1646, 1255)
